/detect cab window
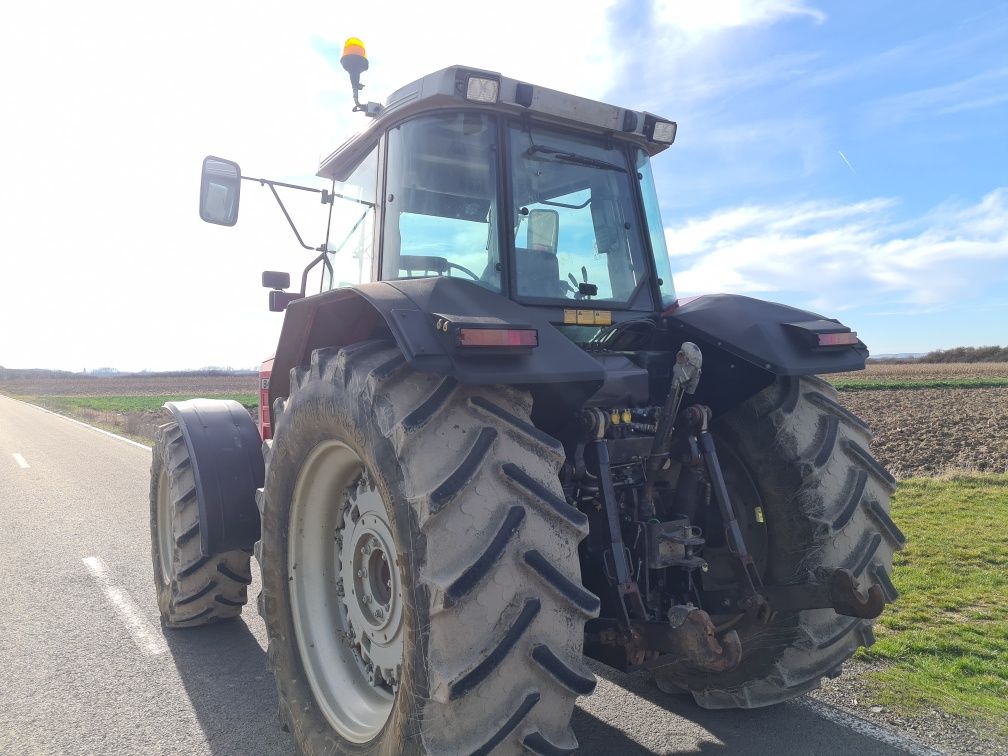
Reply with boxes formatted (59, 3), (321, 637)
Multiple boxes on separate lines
(324, 143), (378, 289)
(381, 112), (501, 290)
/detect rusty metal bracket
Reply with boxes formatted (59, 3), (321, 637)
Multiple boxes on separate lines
(635, 607), (742, 673)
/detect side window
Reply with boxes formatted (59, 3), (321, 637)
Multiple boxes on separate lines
(381, 112), (501, 291)
(324, 144), (378, 289)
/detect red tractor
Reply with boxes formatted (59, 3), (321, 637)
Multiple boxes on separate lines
(151, 41), (900, 755)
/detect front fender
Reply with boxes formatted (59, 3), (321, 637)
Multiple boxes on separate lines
(164, 399), (263, 557)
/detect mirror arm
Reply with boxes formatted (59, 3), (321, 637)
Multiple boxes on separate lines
(263, 181), (314, 252)
(242, 175), (374, 208)
(241, 175), (324, 195)
(299, 251), (328, 295)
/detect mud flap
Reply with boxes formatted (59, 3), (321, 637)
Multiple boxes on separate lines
(165, 399), (263, 556)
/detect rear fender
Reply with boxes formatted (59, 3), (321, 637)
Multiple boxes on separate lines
(164, 399), (264, 557)
(268, 277), (604, 428)
(664, 294), (869, 414)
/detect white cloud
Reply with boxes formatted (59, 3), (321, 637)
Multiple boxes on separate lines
(666, 188), (1008, 311)
(653, 0), (824, 36)
(866, 66), (1008, 126)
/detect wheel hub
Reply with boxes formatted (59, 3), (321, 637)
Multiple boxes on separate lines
(287, 440), (404, 742)
(338, 473), (404, 691)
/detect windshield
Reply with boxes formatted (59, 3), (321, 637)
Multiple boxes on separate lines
(508, 124), (652, 307)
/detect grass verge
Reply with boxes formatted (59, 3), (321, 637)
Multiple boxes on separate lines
(830, 377), (1008, 391)
(30, 393), (259, 412)
(863, 473), (1008, 732)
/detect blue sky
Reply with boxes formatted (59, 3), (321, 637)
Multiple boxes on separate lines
(607, 0), (1008, 353)
(0, 1), (1005, 369)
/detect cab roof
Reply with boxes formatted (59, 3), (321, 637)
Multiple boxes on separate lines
(317, 65), (675, 182)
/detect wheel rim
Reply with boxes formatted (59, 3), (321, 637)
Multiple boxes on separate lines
(289, 441), (403, 743)
(156, 467), (173, 584)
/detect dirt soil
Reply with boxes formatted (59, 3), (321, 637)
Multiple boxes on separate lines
(836, 387), (1008, 478)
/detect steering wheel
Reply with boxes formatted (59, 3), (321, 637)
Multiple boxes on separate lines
(446, 261), (481, 281)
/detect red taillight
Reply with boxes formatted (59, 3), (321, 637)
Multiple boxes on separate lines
(457, 328), (538, 348)
(818, 331), (859, 347)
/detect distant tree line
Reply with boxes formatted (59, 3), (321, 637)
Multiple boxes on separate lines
(918, 346), (1008, 363)
(0, 366), (256, 379)
(0, 367), (78, 380)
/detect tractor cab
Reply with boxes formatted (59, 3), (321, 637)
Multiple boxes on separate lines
(316, 66), (679, 324)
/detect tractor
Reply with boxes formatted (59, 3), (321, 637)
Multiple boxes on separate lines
(151, 39), (902, 755)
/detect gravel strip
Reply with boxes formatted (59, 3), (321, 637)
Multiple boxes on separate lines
(810, 661), (1008, 755)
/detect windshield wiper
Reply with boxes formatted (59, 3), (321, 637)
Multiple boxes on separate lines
(526, 145), (628, 173)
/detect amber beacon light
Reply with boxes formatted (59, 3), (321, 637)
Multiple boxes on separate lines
(341, 37), (369, 110)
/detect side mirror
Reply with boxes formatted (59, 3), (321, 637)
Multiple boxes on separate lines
(200, 156), (242, 226)
(262, 271), (291, 289)
(527, 208), (559, 255)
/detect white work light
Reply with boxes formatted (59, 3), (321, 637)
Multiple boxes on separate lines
(465, 76), (500, 103)
(651, 120), (677, 143)
(643, 114), (677, 144)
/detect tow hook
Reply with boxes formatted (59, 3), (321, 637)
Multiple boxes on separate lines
(759, 568), (886, 619)
(827, 569), (887, 619)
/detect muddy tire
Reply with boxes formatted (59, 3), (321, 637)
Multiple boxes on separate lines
(655, 375), (903, 708)
(257, 341), (598, 755)
(150, 422), (252, 627)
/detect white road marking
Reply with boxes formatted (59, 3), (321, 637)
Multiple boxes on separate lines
(800, 698), (941, 755)
(82, 557), (167, 656)
(2, 395), (151, 450)
(12, 452), (29, 468)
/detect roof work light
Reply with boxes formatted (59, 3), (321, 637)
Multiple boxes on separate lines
(464, 75), (500, 103)
(643, 114), (677, 144)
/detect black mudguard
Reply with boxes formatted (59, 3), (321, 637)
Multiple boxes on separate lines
(663, 294), (868, 415)
(164, 399), (263, 557)
(268, 277), (604, 414)
(666, 294), (868, 375)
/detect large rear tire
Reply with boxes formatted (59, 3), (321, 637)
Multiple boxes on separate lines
(655, 375), (903, 707)
(149, 422), (252, 627)
(258, 341), (598, 755)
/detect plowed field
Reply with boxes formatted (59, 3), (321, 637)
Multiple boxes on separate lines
(0, 374), (257, 396)
(837, 387), (1008, 477)
(823, 363), (1008, 477)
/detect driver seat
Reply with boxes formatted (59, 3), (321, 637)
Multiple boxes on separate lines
(515, 246), (564, 298)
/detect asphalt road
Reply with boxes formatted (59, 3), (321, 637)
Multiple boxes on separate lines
(0, 394), (936, 755)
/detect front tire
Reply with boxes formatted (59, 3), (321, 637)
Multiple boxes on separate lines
(258, 342), (598, 755)
(149, 422), (252, 627)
